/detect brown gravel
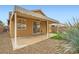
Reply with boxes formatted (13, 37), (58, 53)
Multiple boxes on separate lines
(0, 32), (68, 54)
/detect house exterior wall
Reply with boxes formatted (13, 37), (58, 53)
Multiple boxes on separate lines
(48, 21), (53, 33)
(0, 25), (3, 33)
(17, 17), (33, 37)
(9, 12), (54, 37)
(32, 10), (53, 33)
(40, 21), (47, 34)
(16, 16), (48, 37)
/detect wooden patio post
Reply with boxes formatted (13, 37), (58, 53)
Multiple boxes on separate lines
(47, 21), (48, 38)
(14, 12), (17, 46)
(9, 12), (14, 37)
(9, 14), (12, 37)
(57, 23), (59, 33)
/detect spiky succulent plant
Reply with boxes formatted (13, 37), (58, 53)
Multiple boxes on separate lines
(63, 18), (79, 53)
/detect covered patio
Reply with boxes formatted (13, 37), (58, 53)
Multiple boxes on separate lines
(11, 33), (54, 50)
(9, 6), (58, 50)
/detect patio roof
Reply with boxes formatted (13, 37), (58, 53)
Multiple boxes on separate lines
(14, 6), (59, 23)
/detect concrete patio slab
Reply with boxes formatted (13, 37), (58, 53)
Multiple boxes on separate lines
(11, 33), (54, 50)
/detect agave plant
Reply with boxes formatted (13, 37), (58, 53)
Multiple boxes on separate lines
(62, 18), (79, 53)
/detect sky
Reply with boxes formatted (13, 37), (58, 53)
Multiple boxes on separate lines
(0, 5), (79, 26)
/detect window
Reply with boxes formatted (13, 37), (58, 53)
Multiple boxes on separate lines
(52, 25), (55, 27)
(17, 18), (27, 30)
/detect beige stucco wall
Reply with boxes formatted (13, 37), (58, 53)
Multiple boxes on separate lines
(17, 17), (33, 37)
(40, 21), (47, 34)
(48, 21), (53, 33)
(17, 17), (48, 37)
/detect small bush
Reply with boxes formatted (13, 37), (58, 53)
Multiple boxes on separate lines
(51, 32), (63, 40)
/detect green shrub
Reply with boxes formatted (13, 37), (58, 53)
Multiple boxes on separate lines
(51, 32), (63, 40)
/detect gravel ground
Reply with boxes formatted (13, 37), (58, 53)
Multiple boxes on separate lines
(0, 32), (69, 54)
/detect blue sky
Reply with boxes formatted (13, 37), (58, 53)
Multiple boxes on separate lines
(0, 5), (79, 26)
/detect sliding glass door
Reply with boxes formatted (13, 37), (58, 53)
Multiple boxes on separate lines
(33, 21), (40, 34)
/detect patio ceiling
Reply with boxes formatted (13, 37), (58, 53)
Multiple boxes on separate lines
(14, 6), (59, 23)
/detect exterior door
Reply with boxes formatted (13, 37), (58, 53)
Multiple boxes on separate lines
(33, 21), (40, 34)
